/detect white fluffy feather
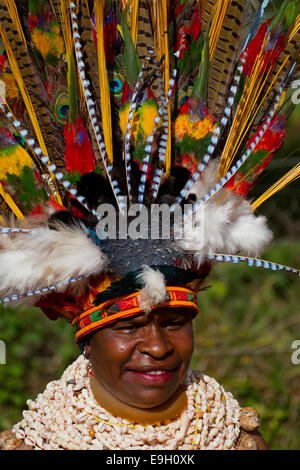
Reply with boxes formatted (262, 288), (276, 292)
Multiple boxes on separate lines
(177, 161), (273, 257)
(137, 265), (167, 313)
(0, 223), (108, 301)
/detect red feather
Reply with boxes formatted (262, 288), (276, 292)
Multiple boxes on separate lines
(242, 19), (285, 77)
(176, 7), (201, 59)
(64, 116), (95, 175)
(226, 115), (286, 197)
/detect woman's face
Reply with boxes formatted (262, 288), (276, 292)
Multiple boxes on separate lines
(86, 308), (194, 409)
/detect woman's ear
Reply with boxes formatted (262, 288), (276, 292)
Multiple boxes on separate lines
(83, 337), (91, 359)
(84, 344), (91, 359)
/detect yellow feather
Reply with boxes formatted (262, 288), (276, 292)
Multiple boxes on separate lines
(0, 182), (24, 220)
(131, 0), (140, 46)
(94, 1), (113, 164)
(58, 0), (73, 61)
(209, 0), (231, 59)
(58, 0), (74, 101)
(288, 14), (300, 41)
(252, 163), (300, 211)
(152, 0), (163, 67)
(0, 94), (57, 199)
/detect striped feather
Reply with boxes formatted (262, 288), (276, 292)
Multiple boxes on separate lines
(197, 254), (300, 277)
(207, 0), (244, 120)
(0, 0), (66, 176)
(201, 0), (216, 34)
(0, 273), (89, 306)
(77, 0), (101, 109)
(136, 0), (154, 62)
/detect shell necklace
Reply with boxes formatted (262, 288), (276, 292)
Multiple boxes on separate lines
(13, 355), (241, 450)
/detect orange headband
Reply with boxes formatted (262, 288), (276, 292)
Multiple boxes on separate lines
(72, 286), (198, 341)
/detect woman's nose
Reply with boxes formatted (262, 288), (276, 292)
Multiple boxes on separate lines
(137, 324), (173, 359)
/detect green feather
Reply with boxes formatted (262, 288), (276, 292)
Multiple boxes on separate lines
(192, 33), (209, 101)
(121, 2), (141, 88)
(28, 0), (46, 15)
(269, 0), (291, 32)
(68, 56), (79, 125)
(285, 1), (297, 29)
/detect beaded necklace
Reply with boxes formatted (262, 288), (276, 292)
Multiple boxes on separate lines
(13, 355), (241, 450)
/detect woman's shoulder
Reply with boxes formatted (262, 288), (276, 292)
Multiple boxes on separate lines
(236, 407), (269, 450)
(0, 429), (33, 451)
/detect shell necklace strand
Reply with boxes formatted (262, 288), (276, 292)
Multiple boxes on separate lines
(13, 355), (241, 450)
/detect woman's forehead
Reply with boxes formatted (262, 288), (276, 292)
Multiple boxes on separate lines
(111, 307), (194, 326)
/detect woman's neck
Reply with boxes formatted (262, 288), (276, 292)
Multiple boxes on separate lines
(89, 374), (187, 425)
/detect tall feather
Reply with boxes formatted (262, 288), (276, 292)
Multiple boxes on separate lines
(206, 0), (244, 120)
(94, 0), (113, 163)
(76, 0), (102, 165)
(135, 0), (154, 61)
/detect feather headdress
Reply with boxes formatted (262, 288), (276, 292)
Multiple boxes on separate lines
(0, 0), (300, 336)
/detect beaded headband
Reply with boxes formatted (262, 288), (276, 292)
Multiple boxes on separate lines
(72, 286), (198, 341)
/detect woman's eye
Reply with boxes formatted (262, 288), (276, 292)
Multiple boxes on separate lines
(167, 321), (186, 328)
(116, 325), (139, 331)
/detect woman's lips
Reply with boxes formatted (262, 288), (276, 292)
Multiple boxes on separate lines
(126, 367), (178, 384)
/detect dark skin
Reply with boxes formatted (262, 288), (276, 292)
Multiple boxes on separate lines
(85, 307), (269, 449)
(86, 308), (194, 409)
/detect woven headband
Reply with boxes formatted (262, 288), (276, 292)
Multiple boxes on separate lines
(72, 286), (198, 341)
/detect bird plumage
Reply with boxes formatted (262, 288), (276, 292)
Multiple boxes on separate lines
(0, 0), (300, 305)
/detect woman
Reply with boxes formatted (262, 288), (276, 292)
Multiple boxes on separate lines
(0, 303), (268, 450)
(0, 0), (299, 451)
